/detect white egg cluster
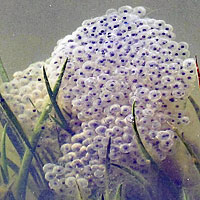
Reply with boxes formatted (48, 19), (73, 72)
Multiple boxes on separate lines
(0, 5), (197, 199)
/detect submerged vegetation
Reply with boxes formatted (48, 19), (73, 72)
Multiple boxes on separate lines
(0, 5), (200, 200)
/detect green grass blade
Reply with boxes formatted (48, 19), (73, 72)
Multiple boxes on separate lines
(1, 123), (9, 184)
(28, 98), (41, 114)
(75, 180), (84, 200)
(3, 190), (16, 200)
(132, 102), (152, 162)
(100, 194), (105, 200)
(15, 58), (68, 200)
(111, 163), (152, 200)
(114, 184), (123, 200)
(0, 57), (9, 82)
(182, 188), (190, 200)
(172, 125), (200, 173)
(6, 157), (19, 174)
(188, 96), (200, 121)
(0, 107), (25, 158)
(43, 65), (74, 135)
(111, 163), (148, 186)
(105, 137), (111, 171)
(104, 137), (111, 200)
(0, 93), (35, 156)
(53, 58), (68, 97)
(0, 165), (8, 185)
(50, 115), (66, 130)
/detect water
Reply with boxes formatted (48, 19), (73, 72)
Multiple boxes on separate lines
(0, 1), (200, 200)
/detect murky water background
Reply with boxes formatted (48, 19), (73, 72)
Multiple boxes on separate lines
(0, 0), (200, 200)
(0, 0), (200, 77)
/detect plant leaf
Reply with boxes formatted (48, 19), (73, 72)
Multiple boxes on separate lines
(1, 123), (9, 184)
(171, 125), (200, 173)
(0, 107), (25, 158)
(43, 64), (74, 135)
(100, 194), (105, 200)
(182, 188), (190, 200)
(75, 179), (84, 200)
(188, 96), (200, 121)
(111, 163), (148, 186)
(0, 57), (9, 82)
(114, 184), (123, 200)
(0, 93), (35, 156)
(105, 137), (111, 171)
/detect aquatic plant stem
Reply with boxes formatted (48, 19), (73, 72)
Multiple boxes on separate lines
(14, 59), (68, 200)
(170, 124), (200, 174)
(1, 123), (9, 184)
(43, 65), (74, 135)
(0, 57), (9, 82)
(105, 137), (111, 200)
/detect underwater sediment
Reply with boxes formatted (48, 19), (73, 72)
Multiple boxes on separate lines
(0, 5), (200, 200)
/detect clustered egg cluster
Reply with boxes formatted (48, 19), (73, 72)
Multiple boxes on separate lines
(0, 5), (197, 199)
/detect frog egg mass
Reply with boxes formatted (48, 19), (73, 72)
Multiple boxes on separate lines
(0, 5), (197, 199)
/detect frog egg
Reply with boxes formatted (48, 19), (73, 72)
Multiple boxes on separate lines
(149, 130), (158, 139)
(125, 114), (133, 123)
(71, 133), (86, 143)
(120, 105), (131, 116)
(98, 148), (107, 158)
(142, 108), (154, 116)
(105, 129), (115, 137)
(21, 94), (33, 103)
(43, 163), (56, 173)
(105, 80), (119, 92)
(132, 6), (146, 17)
(172, 89), (185, 99)
(49, 178), (62, 190)
(76, 178), (89, 188)
(45, 171), (57, 181)
(180, 116), (190, 125)
(60, 143), (71, 154)
(159, 139), (174, 152)
(95, 125), (107, 135)
(178, 41), (189, 50)
(148, 90), (162, 101)
(32, 89), (42, 99)
(87, 144), (96, 154)
(71, 143), (82, 152)
(153, 20), (166, 29)
(106, 8), (117, 15)
(120, 143), (132, 153)
(161, 75), (175, 85)
(18, 114), (28, 123)
(122, 133), (133, 143)
(65, 176), (76, 187)
(102, 115), (115, 126)
(71, 159), (84, 169)
(94, 169), (105, 178)
(156, 130), (174, 141)
(134, 87), (149, 99)
(151, 120), (161, 129)
(82, 138), (93, 147)
(182, 58), (196, 69)
(112, 126), (123, 136)
(52, 165), (65, 176)
(109, 151), (121, 161)
(118, 5), (133, 14)
(35, 98), (44, 109)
